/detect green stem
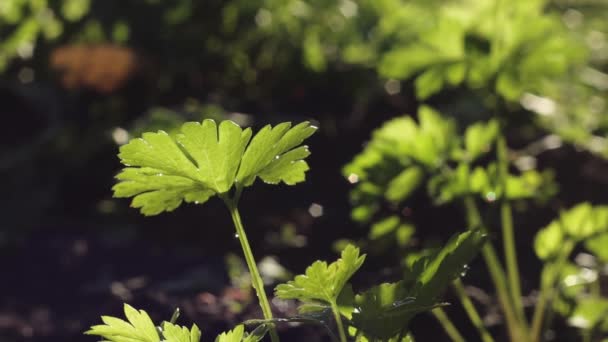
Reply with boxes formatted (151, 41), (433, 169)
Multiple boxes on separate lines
(463, 196), (522, 342)
(582, 329), (592, 342)
(224, 198), (280, 342)
(530, 239), (575, 342)
(330, 301), (347, 342)
(452, 279), (494, 342)
(432, 308), (466, 342)
(496, 132), (527, 332)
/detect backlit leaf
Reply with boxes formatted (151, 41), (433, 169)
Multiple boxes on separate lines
(275, 245), (366, 305)
(114, 120), (316, 215)
(85, 304), (160, 342)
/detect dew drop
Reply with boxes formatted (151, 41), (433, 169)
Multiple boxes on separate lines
(156, 173), (164, 177)
(275, 155), (280, 160)
(460, 264), (470, 277)
(347, 173), (359, 184)
(194, 201), (199, 204)
(234, 233), (240, 239)
(485, 191), (496, 202)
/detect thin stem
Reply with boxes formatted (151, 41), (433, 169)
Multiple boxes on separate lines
(530, 239), (575, 342)
(452, 279), (494, 342)
(330, 301), (347, 342)
(496, 132), (527, 332)
(224, 198), (280, 342)
(582, 328), (592, 342)
(463, 196), (523, 342)
(590, 270), (601, 297)
(432, 308), (466, 342)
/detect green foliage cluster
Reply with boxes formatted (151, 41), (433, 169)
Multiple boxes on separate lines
(343, 106), (553, 251)
(533, 203), (608, 337)
(336, 1), (608, 341)
(59, 0), (608, 341)
(0, 0), (89, 70)
(89, 119), (487, 342)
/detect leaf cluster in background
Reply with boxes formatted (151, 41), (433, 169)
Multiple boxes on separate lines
(343, 105), (554, 252)
(533, 203), (608, 334)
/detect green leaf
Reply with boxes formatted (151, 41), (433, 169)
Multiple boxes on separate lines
(114, 120), (316, 215)
(410, 230), (486, 304)
(214, 325), (266, 342)
(85, 304), (160, 342)
(427, 163), (470, 204)
(585, 232), (608, 262)
(236, 122), (317, 186)
(275, 245), (366, 305)
(464, 120), (498, 161)
(567, 298), (608, 329)
(215, 325), (245, 342)
(558, 203), (608, 240)
(536, 204), (608, 260)
(352, 281), (444, 339)
(385, 167), (424, 203)
(351, 231), (485, 339)
(162, 322), (202, 342)
(534, 221), (563, 261)
(415, 67), (444, 100)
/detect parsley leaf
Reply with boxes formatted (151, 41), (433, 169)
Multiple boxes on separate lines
(162, 322), (202, 342)
(85, 304), (201, 342)
(85, 303), (161, 342)
(215, 325), (267, 342)
(275, 245), (366, 305)
(351, 230), (485, 340)
(113, 120), (316, 215)
(351, 281), (443, 340)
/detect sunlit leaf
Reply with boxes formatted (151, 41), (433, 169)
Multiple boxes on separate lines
(385, 167), (424, 203)
(567, 298), (608, 329)
(534, 221), (563, 260)
(85, 304), (160, 342)
(275, 245), (366, 306)
(585, 232), (608, 262)
(114, 120), (316, 215)
(464, 120), (498, 161)
(215, 324), (267, 342)
(162, 322), (202, 342)
(415, 67), (444, 100)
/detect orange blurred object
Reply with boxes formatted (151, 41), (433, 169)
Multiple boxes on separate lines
(50, 44), (137, 93)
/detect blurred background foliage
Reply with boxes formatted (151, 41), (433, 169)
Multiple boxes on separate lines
(1, 0), (608, 340)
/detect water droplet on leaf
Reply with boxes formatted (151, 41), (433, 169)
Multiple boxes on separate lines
(460, 264), (470, 277)
(485, 192), (496, 202)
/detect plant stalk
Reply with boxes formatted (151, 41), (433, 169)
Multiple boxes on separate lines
(463, 196), (523, 342)
(432, 308), (465, 342)
(225, 198), (280, 342)
(530, 239), (575, 342)
(496, 133), (527, 332)
(330, 301), (348, 342)
(452, 279), (494, 342)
